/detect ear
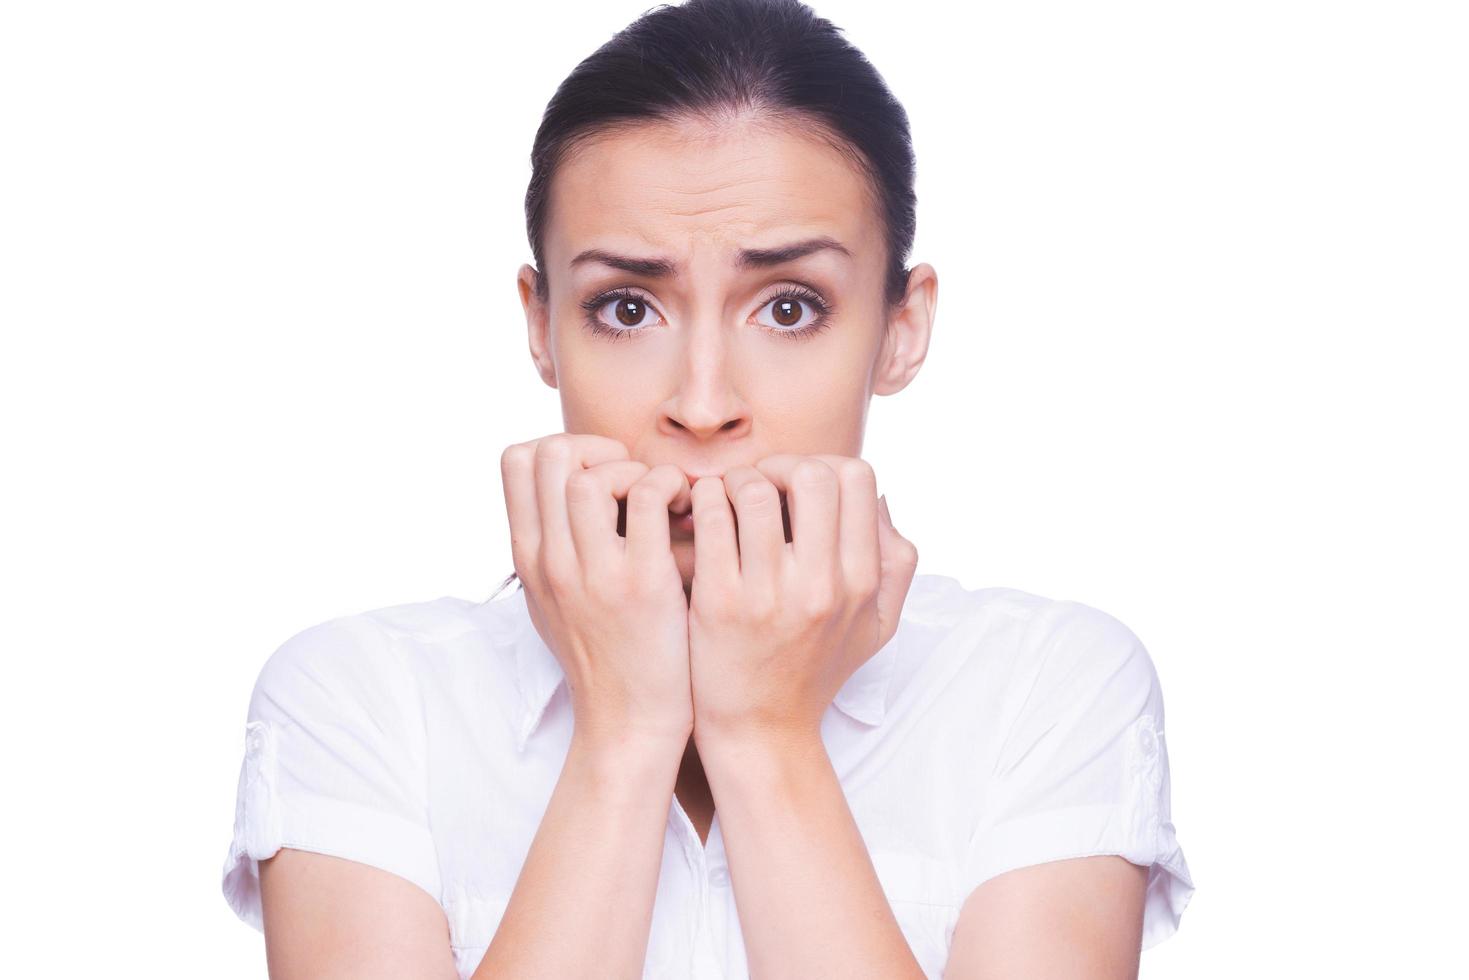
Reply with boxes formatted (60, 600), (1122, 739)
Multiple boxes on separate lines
(517, 263), (559, 390)
(872, 262), (938, 397)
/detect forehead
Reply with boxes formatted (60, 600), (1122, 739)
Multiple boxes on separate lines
(545, 115), (880, 266)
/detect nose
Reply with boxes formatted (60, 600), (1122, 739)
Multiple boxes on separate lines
(659, 326), (751, 441)
(665, 400), (747, 440)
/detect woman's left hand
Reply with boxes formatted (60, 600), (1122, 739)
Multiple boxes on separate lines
(687, 454), (919, 749)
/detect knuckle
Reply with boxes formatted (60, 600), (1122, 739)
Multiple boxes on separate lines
(725, 590), (758, 620)
(584, 567), (623, 604)
(564, 467), (600, 500)
(501, 443), (533, 476)
(626, 480), (663, 509)
(744, 590), (776, 623)
(734, 481), (778, 510)
(851, 571), (880, 599)
(535, 434), (573, 464)
(647, 463), (683, 493)
(690, 479), (726, 516)
(540, 548), (578, 591)
(840, 457), (877, 490)
(792, 458), (836, 487)
(800, 583), (838, 620)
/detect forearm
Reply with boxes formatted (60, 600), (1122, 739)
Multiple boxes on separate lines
(472, 730), (685, 979)
(696, 728), (927, 980)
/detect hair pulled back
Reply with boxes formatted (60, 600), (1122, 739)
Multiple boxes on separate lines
(495, 0), (918, 600)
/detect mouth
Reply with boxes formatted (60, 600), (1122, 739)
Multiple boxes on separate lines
(669, 468), (723, 519)
(615, 466), (735, 535)
(669, 470), (713, 534)
(614, 480), (701, 536)
(662, 475), (791, 543)
(670, 510), (696, 536)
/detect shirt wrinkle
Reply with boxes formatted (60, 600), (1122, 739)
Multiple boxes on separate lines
(221, 572), (1195, 978)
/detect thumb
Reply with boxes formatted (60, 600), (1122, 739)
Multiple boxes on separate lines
(874, 494), (919, 645)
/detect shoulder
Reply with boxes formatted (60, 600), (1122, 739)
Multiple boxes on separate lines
(904, 574), (1163, 723)
(987, 587), (1156, 686)
(909, 573), (1151, 659)
(251, 593), (515, 707)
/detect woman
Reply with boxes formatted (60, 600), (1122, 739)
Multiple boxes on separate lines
(221, 1), (1194, 976)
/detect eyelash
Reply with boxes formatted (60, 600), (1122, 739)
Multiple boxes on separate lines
(578, 284), (836, 343)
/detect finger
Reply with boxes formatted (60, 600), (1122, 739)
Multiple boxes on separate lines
(806, 454), (881, 594)
(535, 433), (632, 575)
(565, 459), (652, 567)
(501, 440), (542, 579)
(874, 493), (920, 645)
(720, 465), (785, 584)
(751, 454), (840, 578)
(624, 463), (692, 572)
(690, 475), (739, 589)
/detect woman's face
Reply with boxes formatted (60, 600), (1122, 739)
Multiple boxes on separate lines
(517, 114), (936, 587)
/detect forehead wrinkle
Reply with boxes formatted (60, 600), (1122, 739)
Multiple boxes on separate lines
(551, 127), (878, 280)
(586, 196), (857, 269)
(569, 230), (855, 280)
(650, 163), (784, 195)
(588, 136), (859, 217)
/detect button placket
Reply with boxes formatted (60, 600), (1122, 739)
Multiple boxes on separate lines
(667, 795), (709, 962)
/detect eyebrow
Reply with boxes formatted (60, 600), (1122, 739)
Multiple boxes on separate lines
(568, 236), (852, 278)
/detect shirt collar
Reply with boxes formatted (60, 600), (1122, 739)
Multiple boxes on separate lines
(500, 587), (901, 753)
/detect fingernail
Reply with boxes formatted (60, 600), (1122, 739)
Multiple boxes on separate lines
(879, 494), (892, 524)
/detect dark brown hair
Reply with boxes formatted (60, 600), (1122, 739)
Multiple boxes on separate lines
(491, 0), (917, 602)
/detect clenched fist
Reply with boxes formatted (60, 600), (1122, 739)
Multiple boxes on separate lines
(500, 433), (695, 750)
(684, 454), (919, 748)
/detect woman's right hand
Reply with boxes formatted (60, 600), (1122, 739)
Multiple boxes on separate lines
(500, 432), (694, 750)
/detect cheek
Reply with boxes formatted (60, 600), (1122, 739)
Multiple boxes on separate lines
(745, 331), (872, 393)
(557, 357), (650, 434)
(746, 371), (870, 444)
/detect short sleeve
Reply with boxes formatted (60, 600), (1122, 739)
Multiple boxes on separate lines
(961, 602), (1195, 950)
(220, 614), (442, 932)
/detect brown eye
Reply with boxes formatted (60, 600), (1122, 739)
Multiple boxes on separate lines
(754, 289), (829, 335)
(579, 289), (664, 339)
(771, 298), (804, 328)
(613, 297), (648, 327)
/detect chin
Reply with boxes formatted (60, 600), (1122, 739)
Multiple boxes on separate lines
(673, 543), (696, 586)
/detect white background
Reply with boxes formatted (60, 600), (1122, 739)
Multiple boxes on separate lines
(3, 1), (1465, 976)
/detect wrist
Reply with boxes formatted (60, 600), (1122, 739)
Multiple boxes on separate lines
(570, 722), (691, 774)
(692, 717), (824, 767)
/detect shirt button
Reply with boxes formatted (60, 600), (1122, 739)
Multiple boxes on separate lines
(709, 866), (730, 887)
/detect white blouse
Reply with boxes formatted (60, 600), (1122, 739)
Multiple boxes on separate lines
(222, 572), (1194, 978)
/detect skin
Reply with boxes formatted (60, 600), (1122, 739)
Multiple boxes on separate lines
(518, 108), (934, 819)
(521, 111), (926, 595)
(258, 111), (1149, 979)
